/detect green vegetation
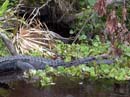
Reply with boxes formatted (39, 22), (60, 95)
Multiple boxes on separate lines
(0, 39), (9, 56)
(0, 0), (130, 87)
(26, 37), (130, 86)
(55, 36), (109, 62)
(0, 0), (9, 16)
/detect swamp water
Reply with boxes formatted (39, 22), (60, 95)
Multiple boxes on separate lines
(0, 78), (130, 97)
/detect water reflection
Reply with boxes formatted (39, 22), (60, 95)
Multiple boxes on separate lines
(0, 79), (130, 97)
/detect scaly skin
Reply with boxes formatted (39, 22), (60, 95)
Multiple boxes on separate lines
(0, 55), (114, 83)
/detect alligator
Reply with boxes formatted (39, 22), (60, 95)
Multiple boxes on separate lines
(0, 55), (114, 83)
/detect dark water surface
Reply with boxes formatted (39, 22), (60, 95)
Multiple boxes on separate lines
(0, 79), (130, 97)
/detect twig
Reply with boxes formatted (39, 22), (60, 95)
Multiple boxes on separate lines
(28, 0), (52, 26)
(73, 13), (95, 43)
(0, 30), (18, 55)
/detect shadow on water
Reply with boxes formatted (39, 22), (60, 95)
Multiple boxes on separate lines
(0, 78), (130, 97)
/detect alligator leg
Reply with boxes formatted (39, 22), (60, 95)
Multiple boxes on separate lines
(16, 61), (35, 71)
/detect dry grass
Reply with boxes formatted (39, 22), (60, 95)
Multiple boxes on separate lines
(12, 0), (75, 56)
(12, 19), (56, 56)
(54, 0), (74, 13)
